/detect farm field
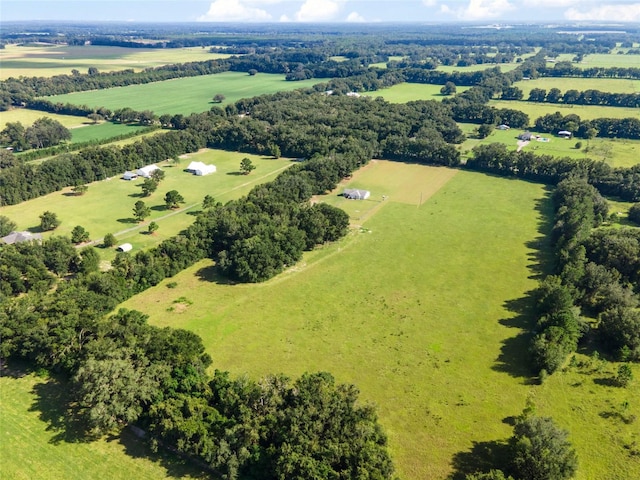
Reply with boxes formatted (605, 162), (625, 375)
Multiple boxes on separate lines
(0, 149), (293, 258)
(68, 122), (151, 144)
(0, 366), (203, 480)
(457, 124), (640, 168)
(580, 53), (640, 69)
(362, 82), (470, 103)
(513, 77), (640, 95)
(437, 63), (519, 73)
(43, 72), (320, 116)
(118, 162), (640, 479)
(0, 108), (87, 129)
(0, 44), (232, 79)
(488, 99), (640, 121)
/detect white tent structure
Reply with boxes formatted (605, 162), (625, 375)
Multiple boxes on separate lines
(343, 188), (371, 200)
(117, 243), (133, 252)
(122, 171), (138, 180)
(136, 164), (160, 178)
(186, 161), (216, 176)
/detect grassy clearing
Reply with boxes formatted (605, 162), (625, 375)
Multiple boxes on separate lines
(362, 83), (470, 103)
(0, 44), (232, 80)
(437, 63), (520, 73)
(0, 108), (87, 129)
(488, 99), (640, 121)
(514, 77), (640, 96)
(0, 366), (203, 480)
(121, 163), (552, 479)
(44, 72), (320, 116)
(580, 53), (640, 69)
(457, 124), (640, 168)
(0, 149), (293, 259)
(68, 122), (150, 144)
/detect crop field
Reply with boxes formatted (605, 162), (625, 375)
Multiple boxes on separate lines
(0, 366), (203, 480)
(68, 122), (151, 144)
(488, 99), (640, 121)
(514, 77), (640, 95)
(44, 72), (320, 116)
(0, 44), (232, 80)
(117, 162), (639, 479)
(0, 108), (87, 130)
(362, 82), (470, 103)
(457, 125), (640, 168)
(0, 149), (293, 259)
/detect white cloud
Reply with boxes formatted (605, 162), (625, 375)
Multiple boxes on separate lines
(294, 0), (342, 22)
(565, 3), (640, 22)
(521, 0), (578, 6)
(422, 0), (438, 6)
(280, 14), (291, 21)
(346, 11), (365, 22)
(441, 0), (515, 20)
(198, 0), (272, 21)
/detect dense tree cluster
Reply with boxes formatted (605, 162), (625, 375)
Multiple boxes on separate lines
(1, 117), (71, 150)
(527, 87), (640, 108)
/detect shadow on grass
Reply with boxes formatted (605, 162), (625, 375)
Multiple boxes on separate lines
(150, 205), (167, 212)
(128, 192), (145, 198)
(29, 376), (91, 445)
(117, 218), (138, 224)
(448, 440), (512, 480)
(195, 264), (237, 285)
(226, 171), (244, 176)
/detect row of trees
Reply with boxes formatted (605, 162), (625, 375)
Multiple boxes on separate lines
(526, 87), (640, 108)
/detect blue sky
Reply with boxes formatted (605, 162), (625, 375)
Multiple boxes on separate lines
(3, 0), (640, 23)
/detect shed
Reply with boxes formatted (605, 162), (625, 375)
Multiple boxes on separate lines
(343, 189), (371, 200)
(518, 131), (533, 141)
(136, 164), (160, 178)
(122, 171), (138, 180)
(117, 243), (133, 252)
(1, 231), (42, 245)
(558, 130), (572, 138)
(186, 161), (216, 176)
(497, 124), (510, 130)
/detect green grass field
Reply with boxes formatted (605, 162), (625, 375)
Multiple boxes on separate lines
(117, 162), (639, 479)
(488, 99), (640, 121)
(362, 82), (470, 103)
(68, 122), (150, 144)
(437, 63), (520, 73)
(0, 366), (203, 480)
(0, 108), (87, 130)
(457, 124), (640, 168)
(580, 53), (640, 69)
(0, 44), (232, 80)
(514, 77), (640, 96)
(44, 72), (319, 116)
(0, 149), (293, 259)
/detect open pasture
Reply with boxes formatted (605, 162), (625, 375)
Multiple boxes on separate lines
(120, 163), (640, 479)
(0, 44), (232, 80)
(0, 366), (202, 480)
(437, 62), (520, 73)
(514, 77), (640, 95)
(44, 72), (320, 116)
(362, 82), (470, 103)
(580, 53), (640, 69)
(120, 162), (555, 479)
(0, 108), (87, 130)
(67, 122), (150, 145)
(0, 149), (293, 257)
(488, 99), (640, 121)
(458, 124), (640, 168)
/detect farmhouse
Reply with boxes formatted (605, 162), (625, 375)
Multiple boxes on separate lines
(343, 188), (371, 200)
(122, 171), (138, 180)
(117, 243), (133, 252)
(558, 130), (573, 138)
(1, 231), (43, 244)
(136, 164), (161, 178)
(186, 161), (217, 176)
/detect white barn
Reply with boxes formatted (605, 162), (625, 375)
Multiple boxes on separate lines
(117, 243), (133, 252)
(136, 164), (161, 178)
(186, 161), (216, 176)
(343, 188), (371, 200)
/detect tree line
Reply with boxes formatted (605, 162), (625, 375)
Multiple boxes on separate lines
(525, 86), (640, 108)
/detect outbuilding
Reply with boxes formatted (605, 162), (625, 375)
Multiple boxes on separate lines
(117, 243), (133, 252)
(136, 164), (160, 178)
(558, 130), (572, 138)
(343, 188), (371, 200)
(122, 171), (138, 180)
(186, 161), (217, 176)
(1, 231), (43, 245)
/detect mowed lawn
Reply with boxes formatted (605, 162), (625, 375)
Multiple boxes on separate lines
(121, 163), (554, 479)
(44, 72), (320, 116)
(0, 149), (293, 258)
(0, 44), (232, 80)
(0, 367), (204, 480)
(362, 82), (470, 103)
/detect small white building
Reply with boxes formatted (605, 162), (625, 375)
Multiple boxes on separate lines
(136, 164), (161, 178)
(343, 188), (371, 200)
(497, 124), (510, 130)
(558, 130), (572, 138)
(122, 171), (138, 180)
(1, 231), (43, 245)
(186, 161), (216, 176)
(117, 243), (133, 252)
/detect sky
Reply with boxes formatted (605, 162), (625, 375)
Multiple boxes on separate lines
(2, 0), (640, 23)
